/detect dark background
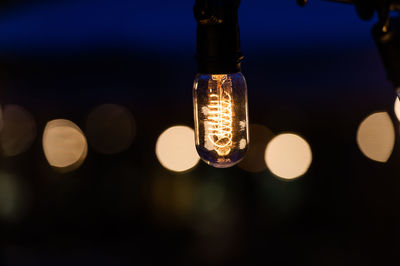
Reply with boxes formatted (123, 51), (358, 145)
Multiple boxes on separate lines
(0, 0), (399, 265)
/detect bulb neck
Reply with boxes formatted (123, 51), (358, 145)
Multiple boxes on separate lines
(194, 0), (243, 74)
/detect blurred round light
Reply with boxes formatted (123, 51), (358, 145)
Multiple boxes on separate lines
(151, 174), (195, 219)
(238, 124), (274, 173)
(0, 105), (36, 157)
(43, 119), (88, 172)
(265, 133), (312, 180)
(195, 180), (225, 213)
(357, 112), (395, 163)
(0, 172), (29, 222)
(86, 104), (136, 154)
(156, 126), (199, 172)
(395, 98), (400, 121)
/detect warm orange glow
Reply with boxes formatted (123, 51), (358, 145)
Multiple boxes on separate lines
(357, 112), (395, 163)
(207, 74), (233, 156)
(42, 119), (88, 172)
(156, 126), (200, 172)
(265, 133), (312, 180)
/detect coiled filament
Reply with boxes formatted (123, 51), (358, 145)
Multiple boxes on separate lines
(207, 75), (233, 156)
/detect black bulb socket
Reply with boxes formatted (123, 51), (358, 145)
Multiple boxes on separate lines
(194, 0), (243, 74)
(373, 17), (400, 88)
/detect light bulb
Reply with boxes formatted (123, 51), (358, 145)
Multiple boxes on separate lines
(193, 72), (249, 168)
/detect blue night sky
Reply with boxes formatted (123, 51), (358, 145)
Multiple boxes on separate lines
(0, 0), (377, 55)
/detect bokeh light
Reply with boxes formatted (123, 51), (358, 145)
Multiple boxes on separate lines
(265, 133), (312, 180)
(0, 171), (30, 222)
(0, 105), (36, 157)
(150, 170), (229, 225)
(195, 179), (226, 213)
(42, 119), (88, 172)
(394, 97), (400, 121)
(156, 126), (200, 172)
(238, 124), (274, 173)
(357, 112), (395, 163)
(151, 174), (195, 221)
(86, 104), (136, 154)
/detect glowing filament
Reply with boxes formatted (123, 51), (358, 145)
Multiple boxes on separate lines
(207, 75), (233, 156)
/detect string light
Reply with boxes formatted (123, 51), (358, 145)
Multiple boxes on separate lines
(357, 112), (395, 163)
(156, 126), (200, 172)
(193, 0), (249, 168)
(42, 119), (88, 172)
(265, 133), (312, 180)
